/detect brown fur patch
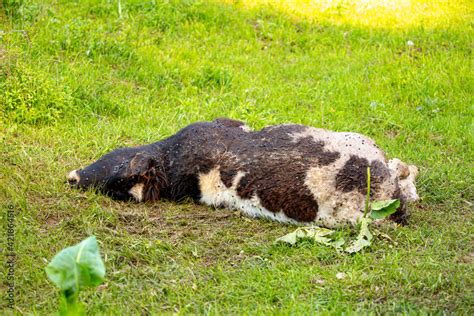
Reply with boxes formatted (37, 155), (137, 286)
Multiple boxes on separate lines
(335, 155), (391, 197)
(231, 129), (340, 222)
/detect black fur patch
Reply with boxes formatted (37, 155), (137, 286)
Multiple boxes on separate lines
(231, 131), (340, 222)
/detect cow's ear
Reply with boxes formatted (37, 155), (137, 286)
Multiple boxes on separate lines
(129, 152), (167, 202)
(129, 152), (157, 177)
(389, 158), (410, 179)
(408, 165), (419, 180)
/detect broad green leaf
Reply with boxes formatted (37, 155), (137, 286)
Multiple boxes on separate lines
(275, 230), (298, 245)
(304, 227), (334, 238)
(304, 227), (335, 244)
(345, 217), (373, 253)
(331, 238), (346, 251)
(45, 236), (105, 294)
(370, 199), (400, 219)
(275, 228), (306, 245)
(275, 226), (344, 249)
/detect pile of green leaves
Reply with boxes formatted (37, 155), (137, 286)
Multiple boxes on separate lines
(276, 167), (400, 253)
(45, 236), (106, 315)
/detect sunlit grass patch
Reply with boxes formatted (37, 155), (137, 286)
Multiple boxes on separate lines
(222, 0), (472, 28)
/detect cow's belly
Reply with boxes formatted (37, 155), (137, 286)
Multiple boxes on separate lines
(198, 167), (299, 224)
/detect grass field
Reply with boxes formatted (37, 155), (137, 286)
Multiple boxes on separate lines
(1, 0), (473, 314)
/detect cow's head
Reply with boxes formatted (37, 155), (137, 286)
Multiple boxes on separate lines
(67, 148), (166, 202)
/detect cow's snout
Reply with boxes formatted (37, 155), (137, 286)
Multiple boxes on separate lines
(67, 170), (80, 186)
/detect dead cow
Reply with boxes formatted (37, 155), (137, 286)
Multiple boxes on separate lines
(67, 118), (419, 228)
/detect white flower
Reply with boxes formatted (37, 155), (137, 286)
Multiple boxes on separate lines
(407, 40), (414, 46)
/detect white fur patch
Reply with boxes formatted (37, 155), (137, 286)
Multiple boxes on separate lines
(398, 170), (419, 201)
(198, 167), (298, 224)
(128, 183), (145, 202)
(240, 125), (252, 132)
(291, 127), (387, 162)
(295, 126), (400, 228)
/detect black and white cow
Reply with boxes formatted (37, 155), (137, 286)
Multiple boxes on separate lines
(67, 118), (419, 228)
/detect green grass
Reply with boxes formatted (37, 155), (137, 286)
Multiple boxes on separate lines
(1, 0), (473, 314)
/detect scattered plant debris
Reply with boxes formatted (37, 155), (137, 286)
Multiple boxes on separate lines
(275, 226), (345, 250)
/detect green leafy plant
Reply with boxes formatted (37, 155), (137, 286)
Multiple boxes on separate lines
(276, 167), (400, 253)
(344, 217), (373, 253)
(370, 199), (401, 219)
(45, 236), (106, 316)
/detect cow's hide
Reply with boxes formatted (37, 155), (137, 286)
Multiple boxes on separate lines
(68, 118), (419, 228)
